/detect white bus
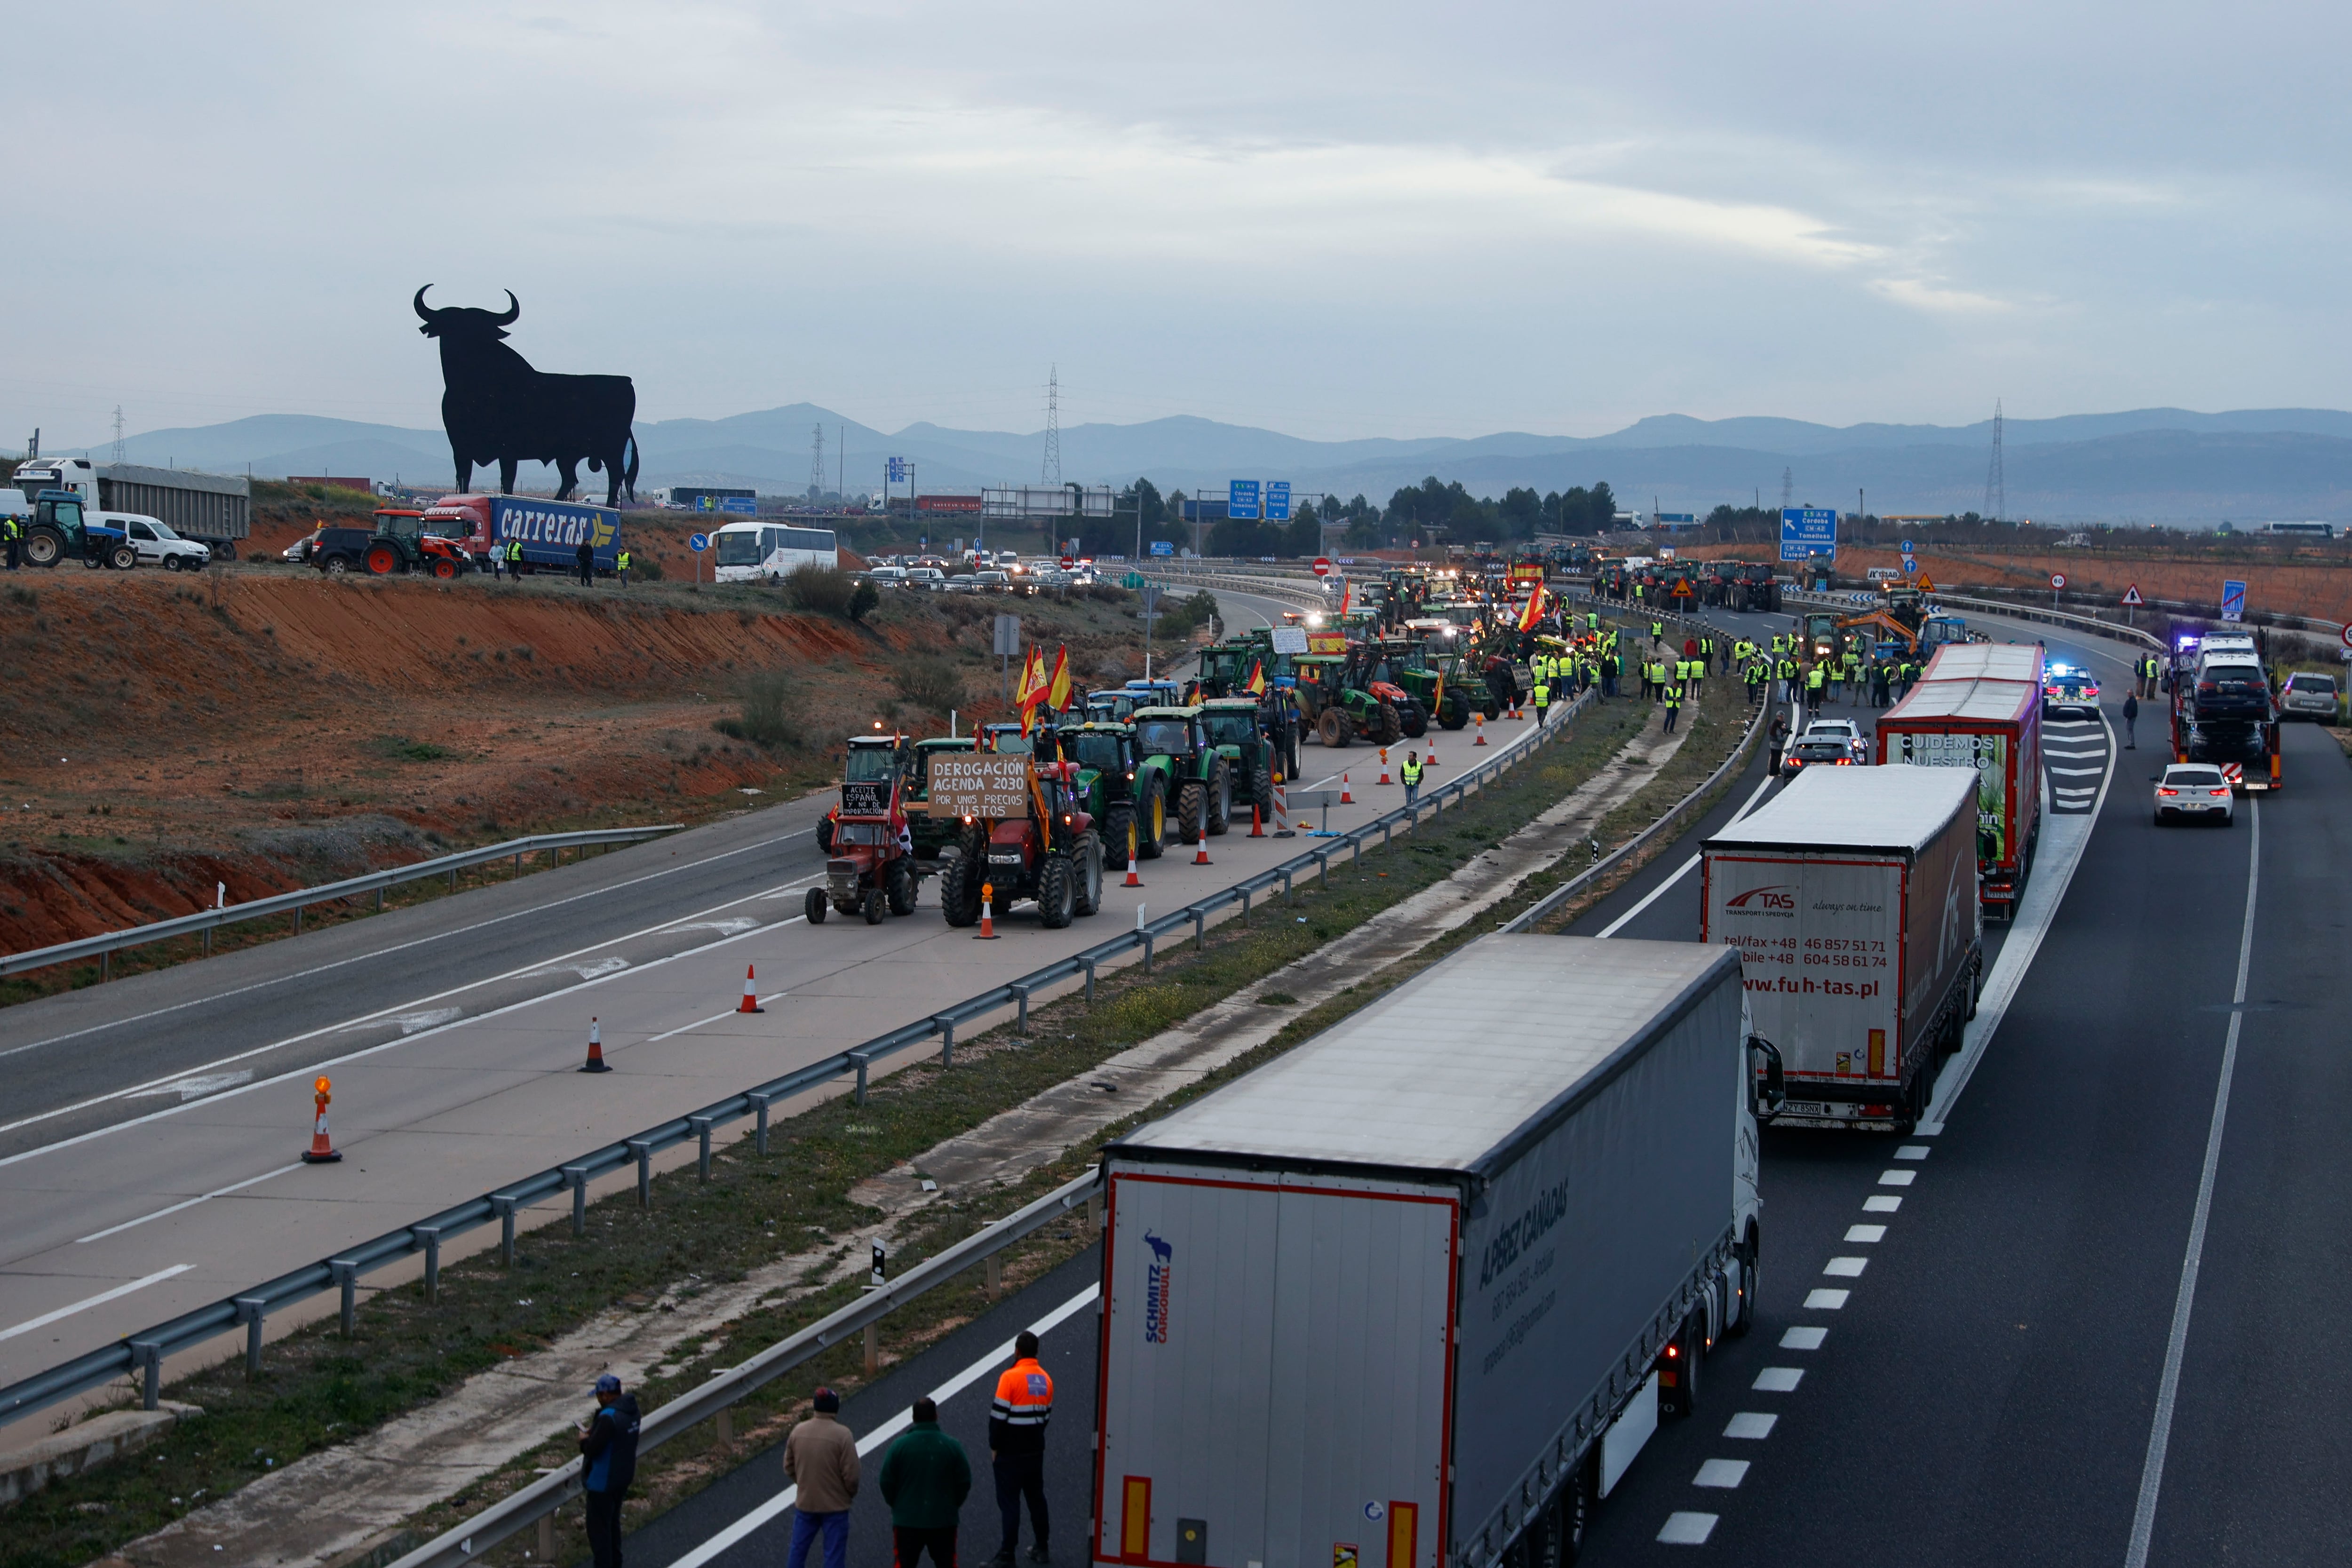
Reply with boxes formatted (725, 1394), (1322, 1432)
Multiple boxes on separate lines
(713, 520), (840, 583)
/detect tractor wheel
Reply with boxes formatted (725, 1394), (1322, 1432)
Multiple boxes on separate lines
(864, 888), (887, 924)
(1317, 708), (1350, 748)
(1038, 854), (1077, 929)
(1139, 786), (1168, 860)
(366, 543), (401, 575)
(24, 528), (63, 568)
(804, 887), (828, 924)
(1440, 693), (1470, 731)
(886, 858), (917, 916)
(1206, 759), (1233, 835)
(1176, 781), (1208, 844)
(1251, 760), (1273, 811)
(1400, 703), (1428, 739)
(107, 543), (139, 571)
(1105, 803), (1137, 868)
(940, 852), (982, 927)
(816, 815), (836, 855)
(433, 557), (459, 580)
(1072, 833), (1104, 916)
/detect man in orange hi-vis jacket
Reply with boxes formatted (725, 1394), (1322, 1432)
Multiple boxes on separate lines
(985, 1331), (1054, 1567)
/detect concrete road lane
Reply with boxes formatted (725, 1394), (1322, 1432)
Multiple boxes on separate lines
(0, 704), (1565, 1397)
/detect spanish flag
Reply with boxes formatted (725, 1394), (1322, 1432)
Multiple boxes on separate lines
(1517, 580), (1548, 634)
(1046, 645), (1073, 712)
(1338, 580), (1352, 618)
(1016, 645), (1048, 732)
(1245, 659), (1267, 696)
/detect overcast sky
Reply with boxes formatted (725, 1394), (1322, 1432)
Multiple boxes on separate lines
(12, 1), (2346, 450)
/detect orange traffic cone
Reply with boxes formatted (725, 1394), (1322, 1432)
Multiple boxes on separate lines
(976, 883), (1000, 939)
(1474, 713), (1488, 745)
(1193, 838), (1211, 866)
(1427, 740), (1439, 767)
(738, 965), (764, 1014)
(1377, 748), (1393, 785)
(1123, 823), (1144, 887)
(1249, 803), (1265, 837)
(1340, 772), (1354, 804)
(301, 1076), (342, 1162)
(580, 1016), (611, 1073)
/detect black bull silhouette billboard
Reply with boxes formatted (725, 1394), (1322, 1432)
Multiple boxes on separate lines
(414, 287), (639, 507)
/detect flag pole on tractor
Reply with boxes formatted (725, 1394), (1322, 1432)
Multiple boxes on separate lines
(1518, 579), (1549, 635)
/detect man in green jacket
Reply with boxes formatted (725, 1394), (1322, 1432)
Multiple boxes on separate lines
(881, 1397), (972, 1568)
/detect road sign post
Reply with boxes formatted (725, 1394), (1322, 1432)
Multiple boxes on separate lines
(689, 531), (710, 587)
(2050, 571), (2066, 607)
(2220, 580), (2247, 622)
(2121, 581), (2143, 625)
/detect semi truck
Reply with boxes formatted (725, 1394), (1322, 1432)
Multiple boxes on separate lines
(9, 458), (252, 559)
(1702, 765), (1982, 1132)
(1874, 642), (2043, 918)
(416, 493), (621, 574)
(1092, 937), (1776, 1568)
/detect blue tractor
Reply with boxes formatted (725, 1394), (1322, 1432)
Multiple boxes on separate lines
(22, 490), (137, 570)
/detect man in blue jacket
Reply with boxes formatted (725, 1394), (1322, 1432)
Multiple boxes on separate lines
(579, 1373), (642, 1568)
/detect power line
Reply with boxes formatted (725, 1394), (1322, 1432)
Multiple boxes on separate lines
(1983, 399), (2006, 522)
(1041, 366), (1061, 484)
(111, 406), (126, 463)
(809, 423), (826, 500)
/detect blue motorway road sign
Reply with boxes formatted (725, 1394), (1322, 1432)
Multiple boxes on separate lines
(887, 457), (907, 483)
(2220, 579), (2248, 621)
(1228, 480), (1261, 520)
(1150, 540), (1175, 557)
(1266, 481), (1292, 521)
(720, 497), (758, 515)
(1780, 507), (1838, 562)
(688, 533), (710, 551)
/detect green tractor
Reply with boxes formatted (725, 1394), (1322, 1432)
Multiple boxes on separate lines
(1052, 721), (1169, 865)
(1129, 705), (1233, 841)
(1288, 654), (1406, 748)
(900, 735), (977, 859)
(1199, 698), (1283, 812)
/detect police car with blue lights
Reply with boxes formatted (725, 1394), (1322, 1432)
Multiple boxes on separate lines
(2041, 661), (2101, 719)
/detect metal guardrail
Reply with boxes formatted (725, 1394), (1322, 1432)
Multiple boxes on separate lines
(388, 1168), (1104, 1568)
(0, 619), (1647, 1435)
(0, 826), (685, 980)
(1780, 587), (2169, 654)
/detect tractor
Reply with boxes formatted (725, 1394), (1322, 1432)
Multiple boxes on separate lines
(1051, 721), (1168, 865)
(897, 735), (978, 859)
(20, 491), (136, 570)
(935, 756), (1105, 931)
(805, 733), (922, 924)
(309, 509), (476, 578)
(1288, 654), (1405, 748)
(1129, 705), (1234, 841)
(1199, 698), (1282, 815)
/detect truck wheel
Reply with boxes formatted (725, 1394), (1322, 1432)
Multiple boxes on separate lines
(366, 543), (400, 575)
(1555, 1457), (1593, 1564)
(1038, 856), (1076, 929)
(1176, 782), (1207, 844)
(1105, 803), (1137, 868)
(886, 859), (917, 916)
(1072, 833), (1103, 915)
(804, 887), (827, 924)
(940, 852), (981, 927)
(1966, 955), (1982, 1020)
(1726, 1230), (1759, 1339)
(1139, 787), (1168, 860)
(864, 888), (886, 924)
(108, 543), (139, 571)
(1206, 760), (1232, 835)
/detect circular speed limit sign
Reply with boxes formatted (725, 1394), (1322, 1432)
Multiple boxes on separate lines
(2050, 573), (2067, 589)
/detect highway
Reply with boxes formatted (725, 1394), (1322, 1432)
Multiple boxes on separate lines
(599, 597), (2352, 1568)
(0, 636), (1565, 1406)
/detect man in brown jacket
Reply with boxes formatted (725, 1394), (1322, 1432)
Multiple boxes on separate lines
(784, 1386), (860, 1568)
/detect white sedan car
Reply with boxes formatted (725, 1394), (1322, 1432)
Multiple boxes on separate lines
(2154, 764), (2234, 825)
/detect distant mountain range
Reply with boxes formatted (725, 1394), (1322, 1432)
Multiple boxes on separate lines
(49, 406), (2352, 524)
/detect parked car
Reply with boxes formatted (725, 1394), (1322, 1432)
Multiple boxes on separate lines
(943, 572), (980, 593)
(972, 570), (1015, 593)
(2154, 763), (2234, 825)
(2278, 671), (2340, 722)
(866, 565), (908, 588)
(281, 531), (320, 565)
(1798, 718), (1869, 763)
(904, 566), (947, 591)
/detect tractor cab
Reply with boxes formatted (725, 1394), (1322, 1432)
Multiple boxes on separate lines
(1918, 612), (1975, 649)
(1802, 612), (1843, 661)
(979, 722), (1034, 755)
(1123, 678), (1187, 709)
(1880, 583), (1926, 628)
(902, 736), (977, 859)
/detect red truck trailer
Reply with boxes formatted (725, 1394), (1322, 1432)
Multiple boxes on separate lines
(1874, 643), (2042, 918)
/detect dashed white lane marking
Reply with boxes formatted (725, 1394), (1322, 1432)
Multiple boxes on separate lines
(1823, 1256), (1868, 1277)
(0, 1266), (195, 1342)
(1878, 1169), (1916, 1186)
(1693, 1459), (1750, 1488)
(1844, 1224), (1887, 1243)
(1863, 1195), (1903, 1213)
(1658, 1513), (1718, 1545)
(1804, 1288), (1851, 1309)
(521, 958), (629, 982)
(76, 1163), (303, 1243)
(1754, 1368), (1805, 1392)
(1780, 1326), (1828, 1350)
(127, 1070), (254, 1101)
(1724, 1413), (1778, 1439)
(1894, 1144), (1930, 1160)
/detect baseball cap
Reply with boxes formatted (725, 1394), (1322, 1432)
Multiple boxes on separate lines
(594, 1374), (621, 1395)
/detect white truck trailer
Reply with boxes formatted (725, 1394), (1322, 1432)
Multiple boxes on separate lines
(1701, 765), (1981, 1132)
(1092, 937), (1776, 1568)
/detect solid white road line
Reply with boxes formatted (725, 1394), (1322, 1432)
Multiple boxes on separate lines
(0, 1266), (195, 1343)
(75, 1164), (304, 1244)
(1596, 770), (1778, 939)
(0, 828), (821, 1064)
(2124, 800), (2260, 1568)
(667, 1283), (1101, 1568)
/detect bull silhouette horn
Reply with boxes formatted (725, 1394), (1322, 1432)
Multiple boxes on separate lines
(413, 285), (440, 321)
(491, 290), (520, 325)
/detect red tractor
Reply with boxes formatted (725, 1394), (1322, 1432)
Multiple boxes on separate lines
(935, 756), (1105, 931)
(806, 733), (923, 924)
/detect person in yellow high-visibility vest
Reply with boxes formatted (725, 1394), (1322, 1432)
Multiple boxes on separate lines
(1400, 749), (1425, 804)
(1531, 678), (1552, 728)
(1662, 682), (1684, 733)
(1805, 661), (1826, 715)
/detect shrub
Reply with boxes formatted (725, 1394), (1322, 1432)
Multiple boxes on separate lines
(715, 670), (801, 749)
(892, 654), (964, 713)
(785, 565), (855, 616)
(849, 579), (880, 622)
(1157, 589), (1220, 637)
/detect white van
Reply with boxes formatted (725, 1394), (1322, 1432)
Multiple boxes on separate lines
(97, 512), (211, 571)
